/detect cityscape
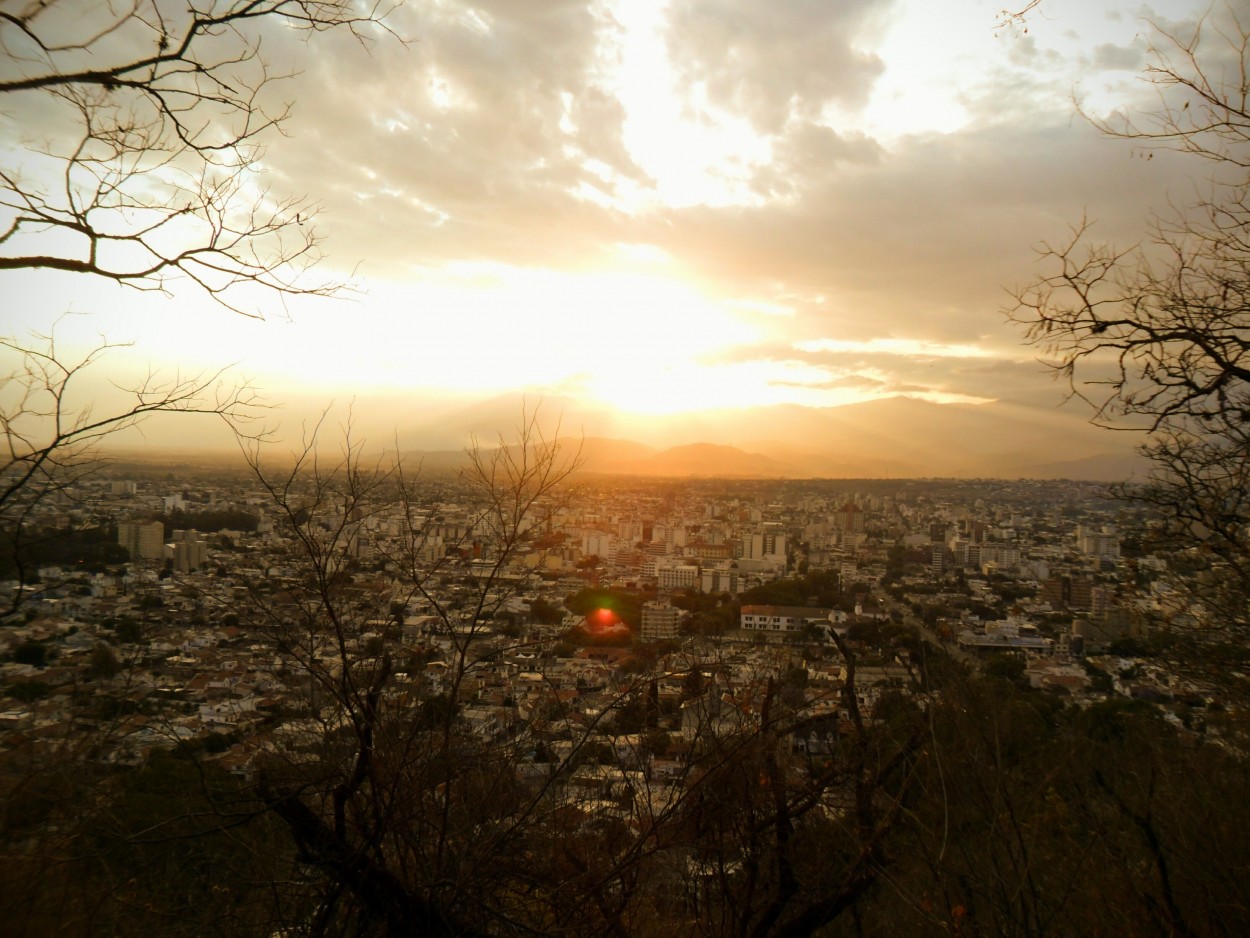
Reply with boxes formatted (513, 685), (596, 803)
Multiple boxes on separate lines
(2, 445), (1245, 933)
(6, 464), (1196, 770)
(4, 0), (1250, 935)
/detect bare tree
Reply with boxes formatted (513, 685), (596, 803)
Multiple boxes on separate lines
(996, 1), (1044, 34)
(232, 413), (930, 936)
(0, 0), (397, 316)
(0, 0), (397, 600)
(1009, 3), (1250, 648)
(237, 411), (586, 934)
(0, 327), (259, 612)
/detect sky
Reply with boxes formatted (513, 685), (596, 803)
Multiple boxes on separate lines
(1, 0), (1227, 455)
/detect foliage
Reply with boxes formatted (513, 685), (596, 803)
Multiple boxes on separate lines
(12, 640), (49, 668)
(4, 678), (51, 702)
(106, 617), (145, 645)
(0, 752), (292, 937)
(564, 587), (645, 627)
(0, 522), (127, 579)
(162, 508), (260, 536)
(857, 674), (1250, 937)
(983, 652), (1028, 686)
(741, 569), (843, 608)
(86, 642), (121, 680)
(528, 596), (566, 625)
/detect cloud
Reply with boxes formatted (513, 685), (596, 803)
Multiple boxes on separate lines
(794, 338), (997, 359)
(750, 122), (883, 199)
(256, 0), (1197, 316)
(1091, 41), (1144, 69)
(258, 0), (640, 275)
(97, 0), (1210, 429)
(664, 0), (895, 134)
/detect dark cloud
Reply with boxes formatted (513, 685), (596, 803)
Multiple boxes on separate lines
(259, 1), (639, 275)
(664, 0), (896, 134)
(637, 112), (1189, 347)
(1091, 41), (1144, 69)
(750, 122), (883, 198)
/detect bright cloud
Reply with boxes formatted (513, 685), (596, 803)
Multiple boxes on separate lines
(1, 0), (1220, 449)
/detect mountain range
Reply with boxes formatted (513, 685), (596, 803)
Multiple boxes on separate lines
(391, 396), (1149, 481)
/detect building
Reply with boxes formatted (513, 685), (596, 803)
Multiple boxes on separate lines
(740, 604), (834, 635)
(656, 562), (699, 591)
(956, 617), (1053, 656)
(582, 532), (615, 561)
(1072, 607), (1142, 653)
(1077, 525), (1121, 560)
(699, 566), (740, 596)
(834, 502), (865, 534)
(173, 539), (208, 573)
(1041, 576), (1094, 611)
(640, 600), (682, 642)
(953, 541), (1021, 571)
(741, 531), (787, 563)
(688, 540), (735, 562)
(117, 520), (165, 561)
(979, 543), (1021, 570)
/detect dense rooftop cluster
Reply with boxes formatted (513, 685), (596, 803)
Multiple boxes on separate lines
(2, 468), (1233, 769)
(1, 464), (1245, 935)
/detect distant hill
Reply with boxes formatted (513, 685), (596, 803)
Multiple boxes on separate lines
(599, 443), (789, 478)
(114, 395), (1147, 483)
(1011, 452), (1151, 482)
(574, 438), (660, 472)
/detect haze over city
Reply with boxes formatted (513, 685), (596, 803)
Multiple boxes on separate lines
(3, 0), (1215, 471)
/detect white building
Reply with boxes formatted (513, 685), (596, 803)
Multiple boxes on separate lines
(656, 562), (699, 591)
(583, 532), (615, 560)
(742, 532), (787, 563)
(739, 604), (834, 634)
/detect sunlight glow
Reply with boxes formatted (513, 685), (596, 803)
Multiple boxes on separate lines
(605, 0), (771, 209)
(580, 359), (893, 416)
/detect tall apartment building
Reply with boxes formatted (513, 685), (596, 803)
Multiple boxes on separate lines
(700, 566), (740, 595)
(741, 532), (787, 562)
(117, 520), (165, 561)
(582, 532), (615, 560)
(834, 502), (865, 534)
(952, 541), (1021, 571)
(1077, 525), (1121, 560)
(641, 600), (682, 642)
(174, 539), (208, 573)
(1041, 576), (1095, 611)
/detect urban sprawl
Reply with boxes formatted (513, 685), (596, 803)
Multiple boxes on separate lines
(3, 467), (1226, 780)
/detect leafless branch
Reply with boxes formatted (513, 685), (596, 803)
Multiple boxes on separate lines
(0, 0), (400, 316)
